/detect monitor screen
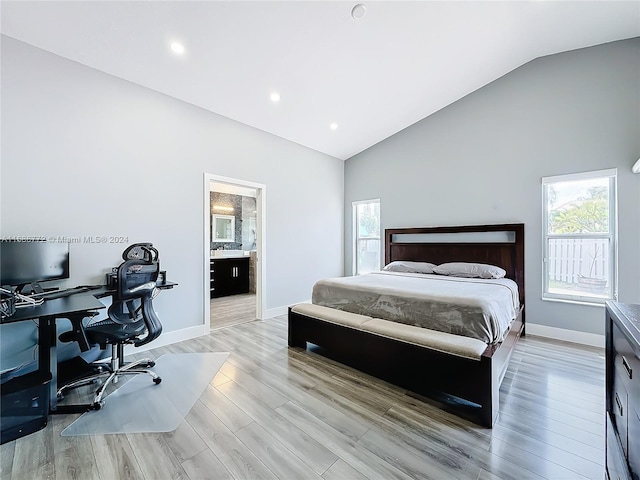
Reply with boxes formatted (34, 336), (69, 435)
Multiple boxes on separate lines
(0, 240), (70, 287)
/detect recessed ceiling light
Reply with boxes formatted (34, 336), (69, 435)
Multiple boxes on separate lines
(170, 42), (185, 55)
(270, 92), (281, 102)
(351, 4), (367, 19)
(330, 122), (338, 131)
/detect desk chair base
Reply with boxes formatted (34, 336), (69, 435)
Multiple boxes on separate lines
(57, 344), (161, 410)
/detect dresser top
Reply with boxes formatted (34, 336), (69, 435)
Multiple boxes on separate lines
(607, 301), (640, 348)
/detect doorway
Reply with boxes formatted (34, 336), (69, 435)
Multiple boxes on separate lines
(203, 174), (265, 330)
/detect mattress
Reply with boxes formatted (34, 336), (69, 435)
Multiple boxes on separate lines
(311, 271), (520, 344)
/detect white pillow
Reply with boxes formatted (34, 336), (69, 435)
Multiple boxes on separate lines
(432, 262), (506, 279)
(382, 261), (436, 274)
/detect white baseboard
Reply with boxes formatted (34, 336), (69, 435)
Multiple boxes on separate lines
(263, 305), (290, 319)
(526, 323), (604, 348)
(125, 324), (209, 355)
(125, 302), (299, 357)
(263, 299), (311, 319)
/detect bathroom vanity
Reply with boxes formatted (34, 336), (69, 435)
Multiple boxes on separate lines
(210, 254), (250, 298)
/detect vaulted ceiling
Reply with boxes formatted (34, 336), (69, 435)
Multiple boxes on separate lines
(2, 1), (639, 160)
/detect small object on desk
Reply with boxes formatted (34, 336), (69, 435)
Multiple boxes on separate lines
(15, 296), (44, 308)
(1, 286), (44, 309)
(106, 272), (117, 288)
(0, 287), (17, 319)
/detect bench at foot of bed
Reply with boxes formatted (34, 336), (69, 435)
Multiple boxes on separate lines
(288, 303), (524, 428)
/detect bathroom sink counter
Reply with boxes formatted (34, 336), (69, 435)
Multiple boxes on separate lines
(211, 250), (250, 259)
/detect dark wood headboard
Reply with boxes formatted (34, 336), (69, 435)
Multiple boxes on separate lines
(385, 223), (525, 305)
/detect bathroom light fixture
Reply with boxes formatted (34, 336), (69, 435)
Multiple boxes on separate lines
(270, 92), (281, 102)
(633, 158), (640, 173)
(213, 205), (234, 212)
(170, 41), (185, 55)
(330, 122), (338, 131)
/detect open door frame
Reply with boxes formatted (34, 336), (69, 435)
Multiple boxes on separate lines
(203, 173), (266, 329)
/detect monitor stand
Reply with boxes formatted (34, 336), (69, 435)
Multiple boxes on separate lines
(19, 282), (44, 295)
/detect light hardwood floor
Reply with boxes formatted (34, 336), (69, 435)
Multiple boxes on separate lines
(1, 316), (605, 480)
(210, 294), (256, 330)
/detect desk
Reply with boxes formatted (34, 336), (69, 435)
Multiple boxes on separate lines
(2, 281), (177, 416)
(3, 294), (107, 414)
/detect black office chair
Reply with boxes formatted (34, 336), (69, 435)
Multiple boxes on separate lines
(57, 243), (163, 410)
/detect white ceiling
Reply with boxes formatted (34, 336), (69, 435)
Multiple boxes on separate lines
(2, 1), (639, 160)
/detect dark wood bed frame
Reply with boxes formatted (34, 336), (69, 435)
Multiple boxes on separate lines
(288, 223), (525, 427)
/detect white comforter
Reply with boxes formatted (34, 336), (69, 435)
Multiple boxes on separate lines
(311, 271), (520, 345)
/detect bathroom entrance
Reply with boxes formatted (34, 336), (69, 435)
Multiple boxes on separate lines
(203, 174), (265, 330)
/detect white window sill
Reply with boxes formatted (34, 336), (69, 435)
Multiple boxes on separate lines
(541, 296), (609, 308)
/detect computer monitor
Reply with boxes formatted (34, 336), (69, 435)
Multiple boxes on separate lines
(0, 240), (70, 293)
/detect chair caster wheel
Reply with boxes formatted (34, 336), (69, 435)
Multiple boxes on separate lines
(57, 393), (64, 401)
(153, 378), (162, 384)
(148, 361), (156, 367)
(92, 401), (104, 410)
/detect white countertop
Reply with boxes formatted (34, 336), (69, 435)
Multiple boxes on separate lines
(210, 250), (252, 259)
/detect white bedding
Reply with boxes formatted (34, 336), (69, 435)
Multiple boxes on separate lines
(311, 271), (520, 345)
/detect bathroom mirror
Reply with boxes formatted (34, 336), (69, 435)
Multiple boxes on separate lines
(212, 214), (235, 242)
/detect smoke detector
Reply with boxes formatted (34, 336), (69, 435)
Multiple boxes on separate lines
(351, 4), (367, 19)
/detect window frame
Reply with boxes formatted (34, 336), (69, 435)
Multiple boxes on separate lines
(541, 168), (618, 305)
(352, 199), (380, 276)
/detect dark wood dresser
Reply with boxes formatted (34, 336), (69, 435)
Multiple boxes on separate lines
(606, 301), (640, 480)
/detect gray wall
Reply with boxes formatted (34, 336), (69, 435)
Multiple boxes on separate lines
(1, 36), (344, 370)
(344, 38), (640, 337)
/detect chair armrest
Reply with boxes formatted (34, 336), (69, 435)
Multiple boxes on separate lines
(58, 311), (100, 352)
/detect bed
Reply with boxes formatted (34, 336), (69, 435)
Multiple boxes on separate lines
(311, 271), (520, 345)
(288, 223), (525, 427)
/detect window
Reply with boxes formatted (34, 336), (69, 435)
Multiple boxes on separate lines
(542, 169), (617, 304)
(353, 199), (380, 275)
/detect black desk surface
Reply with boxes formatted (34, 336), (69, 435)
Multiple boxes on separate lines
(2, 281), (176, 324)
(91, 281), (177, 299)
(3, 294), (106, 324)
